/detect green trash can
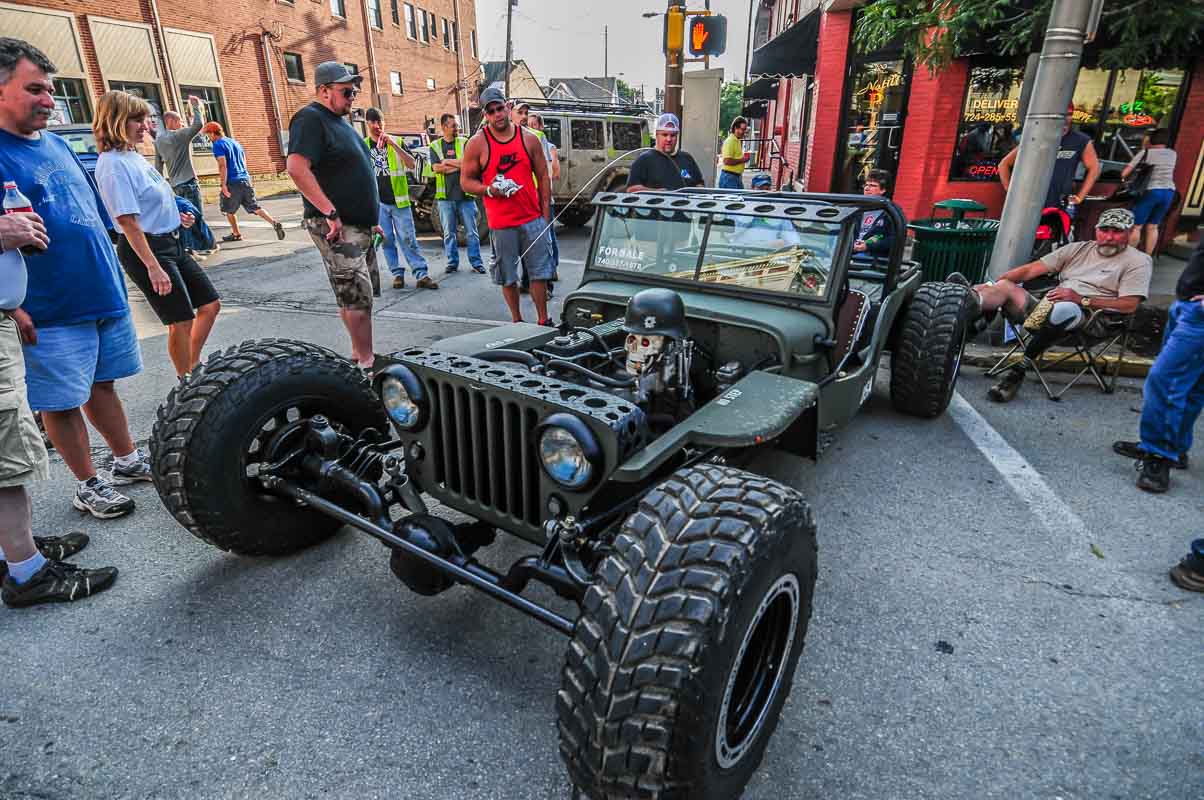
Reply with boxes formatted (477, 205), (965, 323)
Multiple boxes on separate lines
(907, 199), (999, 285)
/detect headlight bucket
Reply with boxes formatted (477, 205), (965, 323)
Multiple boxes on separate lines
(536, 413), (602, 490)
(375, 366), (427, 431)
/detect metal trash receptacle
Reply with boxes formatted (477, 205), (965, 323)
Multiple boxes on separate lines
(906, 199), (999, 284)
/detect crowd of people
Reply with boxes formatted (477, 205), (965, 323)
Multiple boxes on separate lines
(0, 33), (1199, 608)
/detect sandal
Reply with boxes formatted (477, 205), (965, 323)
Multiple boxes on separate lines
(221, 233), (243, 242)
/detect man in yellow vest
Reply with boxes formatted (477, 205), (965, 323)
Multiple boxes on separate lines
(365, 107), (436, 290)
(429, 113), (485, 274)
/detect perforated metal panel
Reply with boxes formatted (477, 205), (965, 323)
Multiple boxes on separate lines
(164, 30), (220, 87)
(88, 18), (160, 83)
(0, 7), (85, 77)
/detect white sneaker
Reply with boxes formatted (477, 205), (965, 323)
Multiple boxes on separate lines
(109, 448), (153, 485)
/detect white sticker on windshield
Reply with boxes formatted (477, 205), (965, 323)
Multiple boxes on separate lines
(595, 245), (649, 272)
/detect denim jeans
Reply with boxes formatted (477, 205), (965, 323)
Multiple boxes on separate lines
(173, 179), (205, 251)
(436, 199), (483, 270)
(718, 170), (743, 189)
(1139, 299), (1204, 461)
(378, 203), (429, 279)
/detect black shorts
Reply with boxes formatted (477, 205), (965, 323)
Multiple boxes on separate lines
(117, 230), (221, 325)
(219, 180), (260, 214)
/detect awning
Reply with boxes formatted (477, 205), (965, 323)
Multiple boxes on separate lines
(749, 8), (821, 79)
(743, 77), (780, 101)
(741, 100), (770, 119)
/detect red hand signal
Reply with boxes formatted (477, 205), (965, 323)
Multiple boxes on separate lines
(691, 22), (709, 52)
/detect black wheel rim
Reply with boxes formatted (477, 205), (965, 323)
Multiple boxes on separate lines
(715, 573), (800, 769)
(243, 398), (348, 488)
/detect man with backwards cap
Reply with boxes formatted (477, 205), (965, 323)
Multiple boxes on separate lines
(626, 112), (704, 192)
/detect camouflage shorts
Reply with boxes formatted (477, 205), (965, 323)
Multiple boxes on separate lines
(303, 218), (381, 310)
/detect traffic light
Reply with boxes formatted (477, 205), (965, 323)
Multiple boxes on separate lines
(687, 15), (727, 57)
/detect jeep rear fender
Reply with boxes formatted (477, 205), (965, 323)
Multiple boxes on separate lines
(613, 371), (818, 482)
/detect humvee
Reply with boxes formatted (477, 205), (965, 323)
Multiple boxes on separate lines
(150, 189), (971, 798)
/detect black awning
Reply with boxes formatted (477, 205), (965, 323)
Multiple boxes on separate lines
(743, 77), (780, 100)
(741, 100), (770, 119)
(749, 8), (821, 79)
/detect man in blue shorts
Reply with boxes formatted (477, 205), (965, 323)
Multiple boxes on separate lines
(0, 37), (149, 519)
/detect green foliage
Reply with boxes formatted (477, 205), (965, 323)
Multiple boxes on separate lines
(855, 0), (1204, 73)
(616, 78), (635, 103)
(720, 82), (746, 134)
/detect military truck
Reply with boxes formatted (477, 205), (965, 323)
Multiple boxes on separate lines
(150, 188), (972, 798)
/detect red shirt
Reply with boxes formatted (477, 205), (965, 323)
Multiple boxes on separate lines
(480, 126), (542, 230)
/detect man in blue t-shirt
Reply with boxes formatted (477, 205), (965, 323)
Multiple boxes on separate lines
(202, 122), (284, 243)
(0, 37), (150, 519)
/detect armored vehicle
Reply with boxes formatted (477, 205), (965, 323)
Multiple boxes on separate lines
(151, 188), (972, 798)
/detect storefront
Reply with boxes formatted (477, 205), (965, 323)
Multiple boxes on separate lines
(750, 1), (1204, 240)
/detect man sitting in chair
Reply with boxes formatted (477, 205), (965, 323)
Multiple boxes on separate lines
(949, 208), (1151, 403)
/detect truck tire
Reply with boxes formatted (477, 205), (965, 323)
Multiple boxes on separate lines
(558, 464), (817, 800)
(890, 281), (973, 418)
(150, 339), (389, 556)
(558, 205), (594, 228)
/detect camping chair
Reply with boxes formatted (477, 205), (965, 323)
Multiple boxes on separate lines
(984, 306), (1137, 401)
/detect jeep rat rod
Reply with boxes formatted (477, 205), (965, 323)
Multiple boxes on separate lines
(151, 189), (972, 799)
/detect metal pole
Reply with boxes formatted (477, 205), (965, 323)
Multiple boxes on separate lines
(987, 0), (1092, 278)
(453, 0), (467, 130)
(504, 0), (514, 98)
(604, 25), (608, 78)
(743, 0), (755, 86)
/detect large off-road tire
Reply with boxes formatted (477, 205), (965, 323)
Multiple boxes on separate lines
(150, 339), (389, 556)
(557, 205), (595, 229)
(890, 281), (973, 418)
(558, 464), (817, 800)
(429, 197), (491, 246)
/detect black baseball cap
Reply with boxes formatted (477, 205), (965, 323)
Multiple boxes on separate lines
(479, 86), (506, 109)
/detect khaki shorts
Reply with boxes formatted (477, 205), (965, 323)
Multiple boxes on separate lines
(0, 316), (49, 488)
(303, 219), (380, 310)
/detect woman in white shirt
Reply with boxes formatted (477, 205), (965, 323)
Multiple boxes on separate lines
(1122, 128), (1177, 256)
(93, 91), (221, 379)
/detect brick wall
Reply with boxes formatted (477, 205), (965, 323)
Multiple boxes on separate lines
(800, 10), (851, 193)
(1162, 59), (1204, 239)
(7, 0), (480, 174)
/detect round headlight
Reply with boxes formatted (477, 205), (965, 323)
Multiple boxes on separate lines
(539, 426), (593, 488)
(381, 375), (422, 429)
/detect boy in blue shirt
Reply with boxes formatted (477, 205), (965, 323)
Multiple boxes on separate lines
(202, 122), (285, 243)
(0, 37), (149, 519)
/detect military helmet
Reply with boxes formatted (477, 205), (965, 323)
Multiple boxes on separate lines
(622, 288), (689, 340)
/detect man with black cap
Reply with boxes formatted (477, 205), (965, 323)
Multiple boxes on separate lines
(626, 112), (704, 193)
(286, 61), (382, 370)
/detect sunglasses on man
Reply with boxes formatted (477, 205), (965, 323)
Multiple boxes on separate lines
(324, 84), (360, 99)
(484, 103), (507, 116)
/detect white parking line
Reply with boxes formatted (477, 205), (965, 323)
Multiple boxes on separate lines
(948, 392), (1092, 553)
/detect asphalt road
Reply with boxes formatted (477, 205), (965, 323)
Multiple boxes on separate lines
(2, 196), (1200, 800)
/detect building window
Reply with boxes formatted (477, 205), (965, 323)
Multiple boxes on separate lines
(368, 0), (382, 28)
(390, 71), (403, 95)
(109, 81), (164, 131)
(390, 0), (399, 25)
(426, 77), (436, 91)
(51, 78), (91, 125)
(178, 85), (227, 153)
(452, 21), (460, 52)
(330, 0), (346, 18)
(949, 64), (1187, 181)
(283, 52), (305, 82)
(470, 29), (477, 59)
(404, 4), (416, 38)
(419, 9), (429, 42)
(429, 12), (437, 43)
(442, 18), (451, 49)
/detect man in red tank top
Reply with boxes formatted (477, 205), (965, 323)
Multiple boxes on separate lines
(461, 87), (555, 325)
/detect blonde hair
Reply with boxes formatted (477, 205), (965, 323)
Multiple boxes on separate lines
(93, 90), (152, 152)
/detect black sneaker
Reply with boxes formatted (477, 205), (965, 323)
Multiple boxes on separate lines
(0, 532), (89, 583)
(988, 367), (1025, 403)
(273, 221), (286, 240)
(1169, 540), (1204, 593)
(1136, 455), (1170, 493)
(471, 265), (486, 274)
(1, 560), (118, 608)
(1113, 441), (1188, 470)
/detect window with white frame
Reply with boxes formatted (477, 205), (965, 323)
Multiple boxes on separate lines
(390, 72), (403, 95)
(426, 77), (436, 91)
(330, 0), (346, 18)
(368, 0), (382, 28)
(404, 3), (416, 38)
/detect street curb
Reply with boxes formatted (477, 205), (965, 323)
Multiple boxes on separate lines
(963, 343), (1153, 378)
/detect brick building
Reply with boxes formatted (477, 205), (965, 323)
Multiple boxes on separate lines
(1, 0), (481, 177)
(747, 0), (1203, 245)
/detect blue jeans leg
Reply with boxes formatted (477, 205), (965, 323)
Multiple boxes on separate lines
(1139, 300), (1204, 461)
(457, 200), (483, 268)
(437, 200), (460, 269)
(393, 205), (429, 280)
(378, 203), (401, 275)
(718, 170), (743, 189)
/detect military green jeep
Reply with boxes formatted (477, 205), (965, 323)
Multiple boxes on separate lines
(150, 188), (971, 799)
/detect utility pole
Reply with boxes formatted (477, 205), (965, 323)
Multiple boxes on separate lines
(604, 26), (608, 77)
(452, 0), (466, 130)
(504, 0), (515, 99)
(987, 0), (1095, 278)
(743, 0), (755, 86)
(664, 0), (686, 118)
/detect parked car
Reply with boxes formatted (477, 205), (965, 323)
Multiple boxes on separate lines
(149, 187), (974, 799)
(49, 124), (99, 179)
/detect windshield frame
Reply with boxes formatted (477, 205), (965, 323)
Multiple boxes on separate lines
(584, 192), (860, 308)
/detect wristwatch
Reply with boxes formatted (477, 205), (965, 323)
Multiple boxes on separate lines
(324, 208), (340, 221)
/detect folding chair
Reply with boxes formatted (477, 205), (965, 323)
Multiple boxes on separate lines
(984, 309), (1136, 401)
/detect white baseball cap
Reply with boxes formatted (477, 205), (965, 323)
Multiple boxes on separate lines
(655, 113), (681, 133)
